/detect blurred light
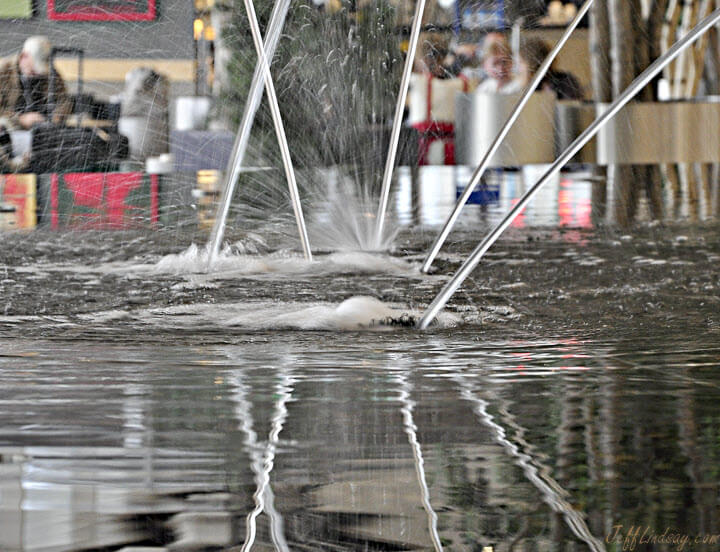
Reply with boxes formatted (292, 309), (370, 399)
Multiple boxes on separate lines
(437, 0), (455, 9)
(204, 25), (215, 41)
(194, 18), (205, 40)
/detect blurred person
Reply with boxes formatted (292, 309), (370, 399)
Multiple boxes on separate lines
(419, 38), (451, 79)
(119, 67), (169, 160)
(0, 36), (72, 130)
(408, 37), (476, 165)
(477, 39), (521, 93)
(471, 32), (509, 82)
(0, 36), (72, 171)
(446, 42), (479, 81)
(514, 36), (584, 99)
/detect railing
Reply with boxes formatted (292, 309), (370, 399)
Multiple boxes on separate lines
(456, 92), (720, 166)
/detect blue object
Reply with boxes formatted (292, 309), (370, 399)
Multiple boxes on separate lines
(456, 184), (500, 205)
(495, 0), (505, 29)
(460, 1), (506, 30)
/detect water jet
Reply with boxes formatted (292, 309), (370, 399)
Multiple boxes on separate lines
(418, 8), (720, 329)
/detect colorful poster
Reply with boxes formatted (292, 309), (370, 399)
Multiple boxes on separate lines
(47, 0), (156, 21)
(0, 0), (33, 19)
(0, 174), (37, 230)
(47, 172), (158, 229)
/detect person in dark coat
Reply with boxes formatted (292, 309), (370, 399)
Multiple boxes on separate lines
(515, 36), (585, 100)
(0, 36), (72, 171)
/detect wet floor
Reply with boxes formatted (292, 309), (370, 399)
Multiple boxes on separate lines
(0, 170), (719, 551)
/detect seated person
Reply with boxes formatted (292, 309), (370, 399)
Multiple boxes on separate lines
(477, 39), (522, 94)
(0, 36), (72, 171)
(514, 36), (584, 99)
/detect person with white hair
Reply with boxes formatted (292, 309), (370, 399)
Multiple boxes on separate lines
(0, 36), (72, 170)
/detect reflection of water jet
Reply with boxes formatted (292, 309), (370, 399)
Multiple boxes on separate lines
(454, 375), (606, 552)
(229, 369), (294, 552)
(396, 372), (443, 551)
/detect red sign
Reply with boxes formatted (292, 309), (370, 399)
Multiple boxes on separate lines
(48, 0), (156, 21)
(49, 172), (158, 229)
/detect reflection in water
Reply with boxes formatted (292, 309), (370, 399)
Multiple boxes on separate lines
(455, 376), (606, 552)
(230, 368), (293, 552)
(394, 166), (593, 228)
(396, 371), (443, 551)
(1, 337), (720, 550)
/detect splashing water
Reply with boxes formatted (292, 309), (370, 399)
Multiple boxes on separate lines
(153, 242), (419, 278)
(82, 296), (460, 331)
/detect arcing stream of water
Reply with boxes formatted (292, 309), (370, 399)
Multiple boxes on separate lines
(419, 7), (720, 328)
(205, 0), (720, 330)
(419, 0), (594, 274)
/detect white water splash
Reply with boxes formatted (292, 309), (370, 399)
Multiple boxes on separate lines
(86, 296), (460, 331)
(153, 243), (422, 279)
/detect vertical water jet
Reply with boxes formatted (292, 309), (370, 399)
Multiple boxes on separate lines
(206, 0), (295, 268)
(241, 0), (312, 262)
(374, 0), (428, 247)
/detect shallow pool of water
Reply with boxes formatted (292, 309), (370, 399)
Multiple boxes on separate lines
(1, 333), (719, 551)
(1, 171), (719, 551)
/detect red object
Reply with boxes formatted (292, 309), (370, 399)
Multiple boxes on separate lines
(48, 0), (156, 21)
(411, 75), (469, 165)
(1, 174), (36, 229)
(49, 172), (158, 230)
(413, 121), (457, 166)
(50, 173), (59, 229)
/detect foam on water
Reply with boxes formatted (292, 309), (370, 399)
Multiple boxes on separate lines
(17, 243), (426, 284)
(83, 296), (461, 331)
(152, 243), (423, 279)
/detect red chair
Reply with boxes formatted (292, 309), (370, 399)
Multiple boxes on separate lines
(411, 74), (469, 165)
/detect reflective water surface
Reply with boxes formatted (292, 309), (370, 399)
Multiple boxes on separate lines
(1, 171), (719, 551)
(2, 335), (720, 551)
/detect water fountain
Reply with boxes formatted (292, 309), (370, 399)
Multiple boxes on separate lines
(2, 4), (720, 551)
(205, 0), (720, 329)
